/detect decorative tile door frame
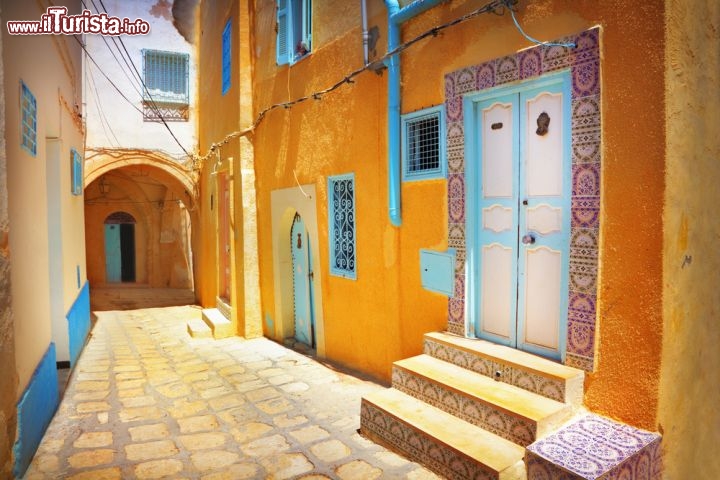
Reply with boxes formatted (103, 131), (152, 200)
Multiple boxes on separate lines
(445, 28), (601, 371)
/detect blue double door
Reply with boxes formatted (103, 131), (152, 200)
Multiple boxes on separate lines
(291, 214), (315, 348)
(467, 72), (571, 361)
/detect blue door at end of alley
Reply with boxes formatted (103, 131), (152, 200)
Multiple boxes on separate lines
(291, 213), (315, 348)
(104, 223), (122, 283)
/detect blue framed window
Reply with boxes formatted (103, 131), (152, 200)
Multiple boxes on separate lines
(20, 81), (37, 156)
(328, 173), (356, 279)
(142, 49), (190, 121)
(276, 0), (312, 65)
(71, 148), (82, 196)
(401, 105), (446, 181)
(222, 20), (231, 95)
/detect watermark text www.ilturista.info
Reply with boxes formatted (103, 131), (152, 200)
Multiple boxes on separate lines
(7, 7), (150, 36)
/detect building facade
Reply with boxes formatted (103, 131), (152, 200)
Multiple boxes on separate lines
(0, 0), (89, 476)
(191, 0), (718, 478)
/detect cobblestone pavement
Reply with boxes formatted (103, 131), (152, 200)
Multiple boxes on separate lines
(23, 306), (440, 480)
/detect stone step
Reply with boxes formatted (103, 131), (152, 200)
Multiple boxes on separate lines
(526, 414), (662, 479)
(361, 388), (525, 480)
(392, 354), (572, 446)
(424, 331), (584, 406)
(186, 319), (212, 339)
(201, 308), (233, 339)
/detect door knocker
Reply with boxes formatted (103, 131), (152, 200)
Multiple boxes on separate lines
(297, 233), (302, 249)
(536, 111), (550, 136)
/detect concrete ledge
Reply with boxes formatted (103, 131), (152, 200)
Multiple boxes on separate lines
(202, 308), (233, 339)
(187, 319), (212, 339)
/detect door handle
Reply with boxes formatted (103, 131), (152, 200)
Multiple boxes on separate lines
(308, 271), (314, 281)
(522, 234), (536, 245)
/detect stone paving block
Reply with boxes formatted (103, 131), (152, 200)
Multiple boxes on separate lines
(241, 434), (291, 457)
(290, 425), (331, 444)
(119, 406), (164, 423)
(75, 381), (110, 392)
(179, 432), (228, 450)
(114, 365), (142, 372)
(199, 463), (260, 480)
(97, 412), (109, 424)
(190, 450), (240, 472)
(245, 387), (282, 403)
(76, 401), (111, 413)
(68, 449), (115, 468)
(129, 423), (170, 442)
(273, 414), (308, 428)
(178, 414), (220, 433)
(256, 397), (294, 415)
(281, 381), (310, 393)
(125, 440), (180, 461)
(194, 378), (225, 390)
(118, 387), (146, 398)
(232, 378), (265, 392)
(155, 382), (192, 398)
(32, 454), (59, 473)
(76, 372), (110, 381)
(66, 467), (122, 480)
(217, 405), (260, 425)
(259, 452), (314, 479)
(374, 450), (410, 467)
(336, 460), (383, 480)
(117, 379), (147, 390)
(169, 398), (208, 418)
(74, 391), (109, 401)
(258, 368), (285, 378)
(74, 431), (113, 448)
(183, 371), (210, 383)
(310, 439), (352, 462)
(208, 394), (245, 411)
(231, 422), (273, 443)
(121, 395), (157, 408)
(116, 371), (146, 381)
(218, 365), (246, 377)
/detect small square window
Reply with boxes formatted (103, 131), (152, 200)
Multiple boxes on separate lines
(222, 20), (231, 95)
(20, 81), (37, 156)
(276, 0), (312, 65)
(401, 106), (446, 182)
(71, 148), (82, 196)
(142, 49), (190, 122)
(328, 173), (356, 279)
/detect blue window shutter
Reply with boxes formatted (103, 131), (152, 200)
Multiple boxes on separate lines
(71, 149), (83, 196)
(302, 0), (311, 52)
(276, 0), (290, 65)
(222, 20), (231, 95)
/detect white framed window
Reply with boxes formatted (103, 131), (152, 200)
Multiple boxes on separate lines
(20, 81), (37, 156)
(401, 105), (446, 181)
(276, 0), (312, 65)
(142, 49), (190, 121)
(328, 173), (356, 280)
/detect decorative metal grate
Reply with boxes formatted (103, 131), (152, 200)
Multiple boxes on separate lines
(402, 106), (446, 181)
(329, 174), (356, 278)
(142, 103), (189, 122)
(142, 49), (189, 122)
(20, 81), (37, 156)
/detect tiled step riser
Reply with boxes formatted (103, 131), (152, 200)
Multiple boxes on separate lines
(526, 415), (662, 480)
(392, 366), (540, 447)
(424, 338), (582, 405)
(360, 400), (521, 480)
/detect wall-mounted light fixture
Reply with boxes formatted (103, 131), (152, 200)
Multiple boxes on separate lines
(99, 176), (110, 194)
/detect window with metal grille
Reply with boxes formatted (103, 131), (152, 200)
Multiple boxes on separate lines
(328, 173), (356, 279)
(276, 0), (312, 65)
(142, 49), (189, 122)
(20, 81), (37, 156)
(71, 148), (83, 196)
(401, 105), (446, 181)
(222, 20), (231, 95)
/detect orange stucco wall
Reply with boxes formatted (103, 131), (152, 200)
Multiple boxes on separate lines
(197, 0), (667, 432)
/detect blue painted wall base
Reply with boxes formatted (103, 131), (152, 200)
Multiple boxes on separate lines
(67, 282), (91, 367)
(13, 343), (59, 478)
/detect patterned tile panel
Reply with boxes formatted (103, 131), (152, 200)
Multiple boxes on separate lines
(423, 338), (567, 403)
(360, 400), (500, 480)
(392, 367), (537, 446)
(444, 27), (601, 372)
(526, 415), (661, 480)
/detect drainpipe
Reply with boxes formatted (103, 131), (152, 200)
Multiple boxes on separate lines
(383, 0), (443, 227)
(361, 0), (369, 65)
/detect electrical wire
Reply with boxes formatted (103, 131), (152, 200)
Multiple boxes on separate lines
(87, 61), (121, 146)
(506, 1), (576, 48)
(193, 0), (517, 167)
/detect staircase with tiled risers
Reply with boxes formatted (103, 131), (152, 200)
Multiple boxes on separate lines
(360, 331), (585, 479)
(360, 331), (663, 479)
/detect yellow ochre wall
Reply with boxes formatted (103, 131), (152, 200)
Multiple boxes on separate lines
(250, 0), (666, 432)
(659, 1), (720, 478)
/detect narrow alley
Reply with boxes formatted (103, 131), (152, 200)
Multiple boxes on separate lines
(22, 305), (436, 480)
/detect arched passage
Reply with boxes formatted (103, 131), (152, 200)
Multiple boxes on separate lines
(84, 153), (197, 292)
